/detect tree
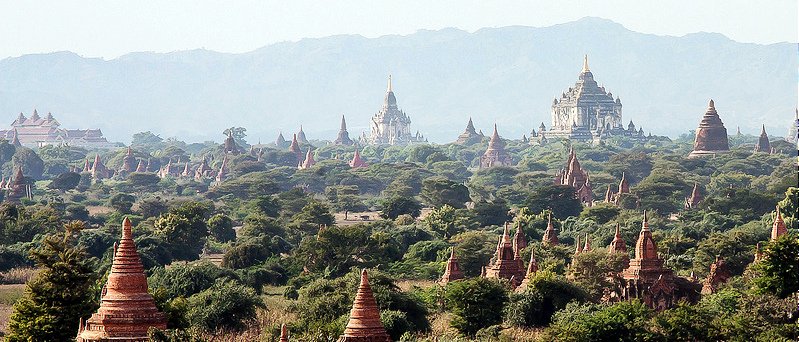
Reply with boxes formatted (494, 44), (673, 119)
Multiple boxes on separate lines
(524, 185), (583, 219)
(207, 213), (236, 243)
(250, 195), (281, 218)
(138, 197), (169, 219)
(12, 148), (45, 180)
(570, 249), (628, 300)
(420, 178), (470, 209)
(542, 300), (657, 342)
(380, 196), (421, 220)
(154, 201), (210, 260)
(290, 201), (335, 234)
(472, 199), (511, 226)
(445, 277), (508, 336)
(6, 232), (97, 342)
(109, 193), (136, 214)
(450, 231), (497, 277)
(424, 205), (475, 239)
(222, 126), (248, 147)
(516, 270), (589, 326)
(221, 243), (271, 269)
(48, 172), (81, 192)
(127, 172), (161, 193)
(132, 131), (164, 145)
(580, 203), (620, 224)
(752, 234), (799, 298)
(187, 280), (263, 334)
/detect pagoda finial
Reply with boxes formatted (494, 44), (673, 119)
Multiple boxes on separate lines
(388, 74), (392, 92)
(122, 217), (132, 240)
(708, 99), (715, 109)
(582, 54), (590, 72)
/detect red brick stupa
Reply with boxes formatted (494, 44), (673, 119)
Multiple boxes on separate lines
(349, 148), (368, 168)
(620, 212), (677, 310)
(554, 148), (593, 205)
(684, 182), (703, 210)
(483, 223), (525, 283)
(439, 247), (465, 285)
(334, 116), (355, 146)
(688, 100), (729, 158)
(542, 214), (559, 246)
(4, 167), (29, 204)
(700, 256), (730, 295)
(608, 224), (629, 268)
(77, 217), (167, 341)
(338, 269), (391, 342)
(771, 207), (787, 242)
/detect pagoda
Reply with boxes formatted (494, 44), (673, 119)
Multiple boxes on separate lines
(276, 132), (289, 149)
(455, 118), (481, 145)
(771, 207), (787, 242)
(334, 116), (355, 146)
(77, 217), (167, 341)
(349, 148), (368, 168)
(91, 155), (112, 179)
(288, 134), (303, 160)
(700, 256), (730, 295)
(298, 148), (316, 170)
(194, 157), (213, 179)
(297, 126), (309, 144)
(223, 131), (241, 155)
(4, 167), (28, 204)
(753, 124), (772, 153)
(337, 270), (392, 342)
(439, 248), (465, 285)
(787, 109), (798, 144)
(120, 147), (138, 175)
(688, 100), (729, 158)
(545, 55), (643, 143)
(620, 212), (677, 311)
(136, 160), (147, 173)
(618, 172), (630, 196)
(604, 185), (615, 203)
(608, 224), (629, 268)
(365, 75), (425, 146)
(684, 183), (703, 210)
(516, 250), (539, 292)
(279, 324), (289, 342)
(554, 149), (593, 205)
(10, 129), (22, 148)
(542, 214), (559, 246)
(483, 223), (525, 283)
(478, 125), (513, 169)
(215, 157), (229, 182)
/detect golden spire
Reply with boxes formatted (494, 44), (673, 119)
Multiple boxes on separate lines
(388, 74), (392, 92)
(582, 54), (590, 72)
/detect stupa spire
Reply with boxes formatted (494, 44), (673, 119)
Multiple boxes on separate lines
(338, 270), (391, 342)
(439, 247), (465, 285)
(77, 217), (167, 341)
(771, 207), (786, 241)
(542, 214), (559, 246)
(582, 54), (590, 72)
(387, 74), (392, 92)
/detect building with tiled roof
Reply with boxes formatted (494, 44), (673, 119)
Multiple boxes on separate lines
(2, 110), (116, 149)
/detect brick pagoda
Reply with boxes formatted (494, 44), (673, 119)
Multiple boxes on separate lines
(337, 269), (391, 342)
(478, 125), (513, 169)
(77, 217), (167, 341)
(439, 247), (465, 285)
(688, 100), (729, 158)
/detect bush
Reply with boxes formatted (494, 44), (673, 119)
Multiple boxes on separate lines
(445, 277), (508, 336)
(187, 280), (263, 333)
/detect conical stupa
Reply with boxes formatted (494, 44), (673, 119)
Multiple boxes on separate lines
(689, 100), (729, 158)
(337, 270), (391, 342)
(77, 217), (167, 341)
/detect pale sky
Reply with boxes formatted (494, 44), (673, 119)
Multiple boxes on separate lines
(0, 0), (796, 60)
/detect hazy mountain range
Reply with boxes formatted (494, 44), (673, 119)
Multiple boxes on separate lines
(0, 17), (796, 145)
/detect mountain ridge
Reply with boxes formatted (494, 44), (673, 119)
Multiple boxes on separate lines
(0, 17), (795, 144)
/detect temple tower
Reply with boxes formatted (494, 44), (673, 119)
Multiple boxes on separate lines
(334, 116), (355, 146)
(223, 131), (241, 155)
(456, 117), (480, 145)
(299, 148), (316, 170)
(753, 124), (772, 153)
(621, 212), (677, 310)
(554, 149), (593, 205)
(684, 182), (703, 210)
(479, 125), (513, 169)
(366, 75), (425, 145)
(608, 224), (629, 268)
(77, 217), (167, 341)
(483, 223), (525, 282)
(276, 132), (289, 149)
(700, 256), (730, 295)
(688, 100), (729, 158)
(337, 270), (391, 342)
(542, 214), (559, 246)
(91, 155), (111, 179)
(349, 148), (368, 168)
(288, 134), (303, 161)
(618, 172), (630, 196)
(4, 167), (28, 204)
(120, 147), (137, 175)
(516, 250), (539, 292)
(771, 207), (787, 242)
(439, 248), (465, 285)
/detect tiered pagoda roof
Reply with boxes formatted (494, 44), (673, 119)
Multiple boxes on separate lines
(77, 217), (167, 341)
(753, 124), (772, 153)
(554, 149), (593, 205)
(771, 207), (786, 242)
(337, 270), (391, 342)
(4, 167), (28, 204)
(334, 116), (355, 146)
(456, 118), (480, 145)
(439, 248), (465, 285)
(349, 148), (368, 168)
(542, 214), (559, 246)
(689, 100), (729, 158)
(483, 223), (525, 284)
(478, 125), (513, 169)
